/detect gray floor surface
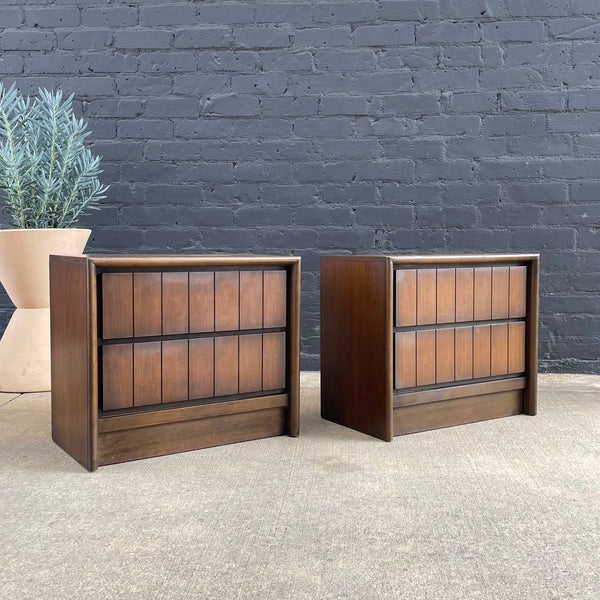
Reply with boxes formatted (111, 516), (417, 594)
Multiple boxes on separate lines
(1, 373), (599, 600)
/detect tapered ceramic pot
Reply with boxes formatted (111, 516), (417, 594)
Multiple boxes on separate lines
(0, 228), (91, 392)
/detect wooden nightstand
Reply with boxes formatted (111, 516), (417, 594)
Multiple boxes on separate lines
(50, 254), (300, 470)
(321, 254), (539, 439)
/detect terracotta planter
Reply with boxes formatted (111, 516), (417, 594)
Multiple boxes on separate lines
(0, 228), (91, 392)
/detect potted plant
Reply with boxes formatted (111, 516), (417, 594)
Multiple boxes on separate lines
(0, 83), (108, 392)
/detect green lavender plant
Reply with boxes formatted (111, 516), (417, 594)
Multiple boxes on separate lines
(0, 83), (108, 228)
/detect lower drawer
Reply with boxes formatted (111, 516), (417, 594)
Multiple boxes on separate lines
(395, 322), (526, 389)
(102, 332), (286, 411)
(393, 389), (524, 436)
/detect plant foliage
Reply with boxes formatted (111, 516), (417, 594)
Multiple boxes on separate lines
(0, 83), (108, 228)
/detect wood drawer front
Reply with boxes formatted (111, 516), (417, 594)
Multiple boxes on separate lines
(133, 273), (162, 337)
(263, 271), (287, 328)
(102, 333), (287, 411)
(394, 324), (526, 390)
(162, 273), (189, 335)
(102, 268), (287, 340)
(102, 344), (133, 410)
(263, 332), (286, 391)
(133, 342), (161, 407)
(102, 273), (133, 339)
(395, 264), (527, 327)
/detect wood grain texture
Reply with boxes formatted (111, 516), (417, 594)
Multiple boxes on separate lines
(215, 271), (239, 331)
(454, 326), (473, 382)
(473, 267), (492, 321)
(98, 394), (288, 433)
(394, 377), (526, 408)
(473, 324), (491, 378)
(189, 337), (214, 400)
(263, 332), (286, 390)
(435, 328), (454, 384)
(89, 264), (99, 470)
(394, 390), (523, 436)
(455, 268), (474, 322)
(320, 256), (392, 441)
(133, 272), (162, 337)
(389, 254), (539, 266)
(240, 271), (263, 330)
(417, 269), (436, 325)
(162, 340), (189, 403)
(395, 269), (416, 327)
(509, 265), (527, 318)
(98, 407), (286, 466)
(263, 270), (287, 328)
(436, 268), (456, 324)
(525, 257), (540, 415)
(416, 329), (436, 386)
(102, 272), (133, 339)
(102, 344), (133, 410)
(133, 342), (161, 407)
(189, 271), (215, 333)
(214, 335), (239, 396)
(394, 331), (416, 389)
(490, 323), (509, 376)
(492, 266), (509, 319)
(239, 334), (262, 394)
(89, 255), (300, 268)
(50, 256), (94, 471)
(508, 321), (526, 374)
(287, 260), (301, 437)
(162, 272), (189, 335)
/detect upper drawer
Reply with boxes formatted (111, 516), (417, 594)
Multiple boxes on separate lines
(395, 265), (527, 327)
(101, 269), (287, 340)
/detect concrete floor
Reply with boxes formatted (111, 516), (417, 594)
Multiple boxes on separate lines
(1, 373), (599, 599)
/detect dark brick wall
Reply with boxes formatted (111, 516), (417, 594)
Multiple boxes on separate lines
(1, 1), (599, 372)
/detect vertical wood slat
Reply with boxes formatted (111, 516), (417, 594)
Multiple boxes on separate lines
(263, 332), (286, 390)
(162, 272), (189, 335)
(490, 323), (509, 376)
(436, 328), (455, 383)
(395, 269), (417, 327)
(189, 272), (215, 333)
(215, 271), (240, 331)
(264, 270), (287, 328)
(509, 265), (527, 318)
(133, 342), (161, 406)
(455, 268), (474, 322)
(454, 326), (473, 381)
(240, 271), (263, 330)
(189, 337), (214, 399)
(416, 329), (436, 386)
(473, 324), (491, 378)
(102, 344), (133, 410)
(162, 340), (189, 403)
(215, 336), (239, 396)
(508, 322), (526, 374)
(417, 269), (436, 325)
(524, 257), (539, 416)
(394, 331), (416, 389)
(239, 334), (263, 393)
(133, 273), (162, 337)
(436, 268), (456, 324)
(492, 266), (509, 319)
(473, 267), (492, 321)
(102, 273), (133, 339)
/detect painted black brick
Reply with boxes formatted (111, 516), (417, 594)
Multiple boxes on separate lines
(0, 0), (599, 373)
